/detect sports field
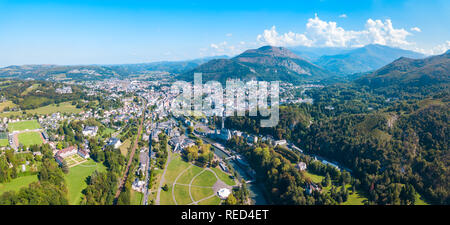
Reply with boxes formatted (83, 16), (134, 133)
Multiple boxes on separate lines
(17, 131), (43, 147)
(159, 154), (236, 205)
(65, 159), (107, 205)
(8, 120), (41, 131)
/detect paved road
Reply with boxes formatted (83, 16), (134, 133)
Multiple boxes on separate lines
(113, 107), (145, 204)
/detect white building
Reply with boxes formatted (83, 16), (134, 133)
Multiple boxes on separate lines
(82, 126), (98, 137)
(296, 162), (307, 171)
(217, 188), (231, 199)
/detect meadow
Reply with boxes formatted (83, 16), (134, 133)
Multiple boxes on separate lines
(65, 159), (107, 205)
(0, 175), (39, 195)
(26, 101), (83, 115)
(0, 101), (83, 117)
(0, 139), (9, 147)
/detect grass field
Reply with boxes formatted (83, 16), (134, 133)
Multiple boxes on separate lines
(173, 184), (192, 205)
(21, 84), (40, 96)
(159, 154), (234, 205)
(26, 102), (83, 115)
(17, 131), (43, 147)
(342, 185), (367, 205)
(415, 193), (429, 205)
(160, 184), (175, 205)
(191, 186), (214, 202)
(0, 139), (9, 147)
(164, 155), (191, 184)
(131, 190), (144, 205)
(101, 128), (115, 137)
(0, 101), (83, 117)
(198, 196), (221, 205)
(65, 159), (106, 205)
(211, 167), (235, 186)
(192, 170), (217, 187)
(120, 139), (131, 156)
(176, 166), (203, 184)
(303, 170), (325, 183)
(304, 170), (367, 205)
(0, 175), (39, 195)
(0, 100), (17, 112)
(8, 120), (40, 131)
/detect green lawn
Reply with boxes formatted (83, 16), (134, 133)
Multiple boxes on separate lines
(159, 155), (234, 205)
(192, 170), (217, 187)
(119, 139), (131, 156)
(17, 132), (43, 147)
(191, 186), (214, 202)
(101, 128), (115, 137)
(0, 175), (39, 195)
(130, 190), (143, 205)
(164, 154), (191, 184)
(0, 139), (9, 147)
(304, 170), (367, 205)
(160, 184), (175, 205)
(211, 167), (236, 186)
(0, 100), (17, 112)
(64, 159), (106, 205)
(198, 196), (221, 205)
(342, 185), (367, 205)
(415, 193), (429, 205)
(173, 184), (192, 205)
(303, 170), (325, 183)
(26, 101), (82, 115)
(0, 102), (83, 117)
(177, 166), (203, 184)
(8, 120), (40, 131)
(21, 84), (40, 96)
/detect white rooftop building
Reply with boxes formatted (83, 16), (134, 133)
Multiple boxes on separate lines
(217, 188), (231, 199)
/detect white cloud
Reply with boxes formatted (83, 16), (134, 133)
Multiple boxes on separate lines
(256, 25), (313, 47)
(339, 14), (347, 18)
(410, 27), (421, 32)
(257, 14), (413, 49)
(226, 33), (233, 37)
(202, 41), (253, 57)
(414, 40), (450, 55)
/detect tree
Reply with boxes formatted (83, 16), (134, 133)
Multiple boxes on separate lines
(322, 173), (331, 187)
(162, 184), (169, 192)
(61, 161), (69, 174)
(225, 193), (237, 205)
(188, 126), (194, 134)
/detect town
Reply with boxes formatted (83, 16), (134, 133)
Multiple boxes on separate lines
(0, 77), (361, 205)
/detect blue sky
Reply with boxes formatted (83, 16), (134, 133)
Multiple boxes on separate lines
(0, 0), (449, 66)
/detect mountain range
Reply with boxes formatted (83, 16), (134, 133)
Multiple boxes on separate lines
(357, 50), (450, 93)
(314, 44), (425, 75)
(177, 46), (330, 83)
(0, 44), (434, 83)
